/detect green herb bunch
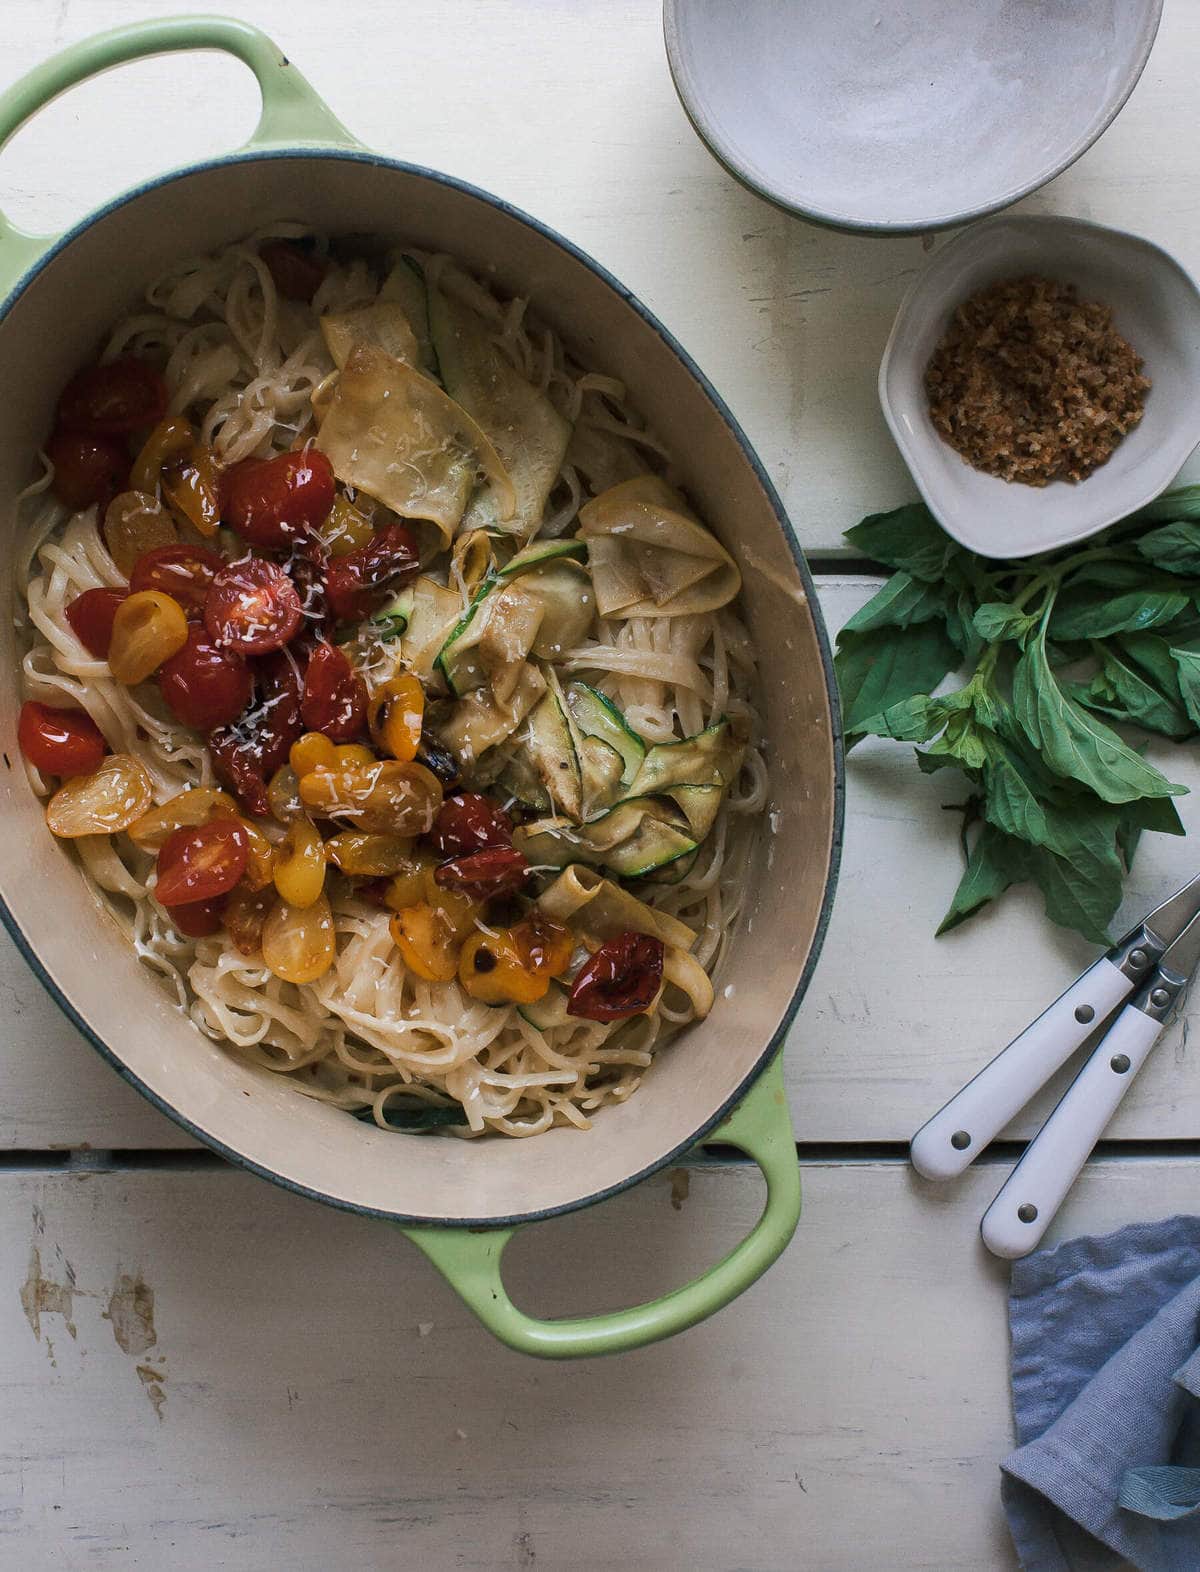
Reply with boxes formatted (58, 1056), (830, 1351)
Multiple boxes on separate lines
(834, 489), (1200, 944)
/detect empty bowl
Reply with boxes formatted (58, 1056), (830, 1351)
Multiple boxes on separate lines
(663, 0), (1163, 235)
(878, 214), (1200, 561)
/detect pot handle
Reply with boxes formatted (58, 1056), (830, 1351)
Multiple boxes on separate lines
(403, 1052), (800, 1359)
(0, 15), (359, 286)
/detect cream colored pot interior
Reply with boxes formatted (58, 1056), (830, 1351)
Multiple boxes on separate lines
(0, 156), (837, 1223)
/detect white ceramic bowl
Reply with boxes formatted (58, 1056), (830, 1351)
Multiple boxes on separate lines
(663, 0), (1163, 235)
(878, 215), (1200, 561)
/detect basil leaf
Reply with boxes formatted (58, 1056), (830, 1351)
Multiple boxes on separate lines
(1119, 633), (1188, 706)
(835, 622), (958, 738)
(840, 571), (947, 634)
(1023, 844), (1120, 947)
(1049, 586), (1190, 640)
(1170, 646), (1200, 729)
(844, 504), (962, 582)
(937, 824), (1030, 935)
(1013, 631), (1186, 803)
(1136, 520), (1200, 576)
(1076, 648), (1193, 739)
(1130, 486), (1200, 526)
(852, 693), (947, 743)
(974, 602), (1036, 643)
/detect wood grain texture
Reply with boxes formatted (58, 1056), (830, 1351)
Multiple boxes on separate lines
(1, 0), (1197, 556)
(2, 1154), (1195, 1570)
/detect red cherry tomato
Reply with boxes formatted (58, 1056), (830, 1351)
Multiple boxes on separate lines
(260, 241), (329, 303)
(300, 640), (368, 742)
(45, 428), (128, 511)
(65, 588), (126, 659)
(223, 449), (335, 548)
(434, 847), (530, 900)
(204, 558), (303, 655)
(17, 700), (107, 777)
(164, 895), (227, 938)
(130, 544), (225, 616)
(57, 358), (169, 436)
(208, 651), (303, 814)
(324, 522), (419, 620)
(428, 792), (513, 857)
(155, 819), (249, 906)
(567, 932), (665, 1022)
(159, 626), (254, 731)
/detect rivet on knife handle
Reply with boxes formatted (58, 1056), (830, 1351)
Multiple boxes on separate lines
(909, 955), (1135, 1181)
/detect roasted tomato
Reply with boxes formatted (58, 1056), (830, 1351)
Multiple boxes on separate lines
(323, 522), (419, 620)
(434, 846), (529, 900)
(428, 792), (513, 857)
(209, 651), (304, 815)
(45, 429), (128, 511)
(260, 241), (329, 303)
(223, 449), (336, 549)
(164, 895), (227, 938)
(130, 543), (225, 616)
(57, 357), (168, 436)
(222, 883), (276, 956)
(567, 932), (665, 1021)
(204, 557), (303, 655)
(155, 818), (249, 906)
(65, 588), (126, 659)
(300, 640), (367, 742)
(159, 626), (253, 731)
(17, 701), (106, 777)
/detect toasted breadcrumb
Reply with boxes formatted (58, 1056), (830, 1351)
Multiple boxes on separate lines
(924, 275), (1150, 486)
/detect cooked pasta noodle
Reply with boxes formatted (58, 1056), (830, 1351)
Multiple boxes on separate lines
(16, 226), (764, 1137)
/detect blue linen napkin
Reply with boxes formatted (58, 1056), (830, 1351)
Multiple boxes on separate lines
(1002, 1216), (1200, 1570)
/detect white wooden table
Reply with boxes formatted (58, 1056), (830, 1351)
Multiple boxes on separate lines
(3, 2), (1200, 1567)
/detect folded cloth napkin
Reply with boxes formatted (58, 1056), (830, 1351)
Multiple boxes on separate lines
(1002, 1215), (1200, 1571)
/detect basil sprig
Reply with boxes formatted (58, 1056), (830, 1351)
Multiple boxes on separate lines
(834, 491), (1200, 943)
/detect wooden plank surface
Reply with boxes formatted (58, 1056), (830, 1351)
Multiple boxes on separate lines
(2, 0), (1198, 557)
(2, 1154), (1195, 1571)
(4, 576), (1200, 1151)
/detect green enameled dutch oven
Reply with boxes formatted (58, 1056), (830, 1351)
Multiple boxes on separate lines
(0, 16), (842, 1357)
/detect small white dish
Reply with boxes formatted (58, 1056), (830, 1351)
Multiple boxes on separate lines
(663, 0), (1163, 236)
(878, 215), (1200, 562)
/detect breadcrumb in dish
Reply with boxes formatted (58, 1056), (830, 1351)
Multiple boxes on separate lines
(924, 275), (1150, 487)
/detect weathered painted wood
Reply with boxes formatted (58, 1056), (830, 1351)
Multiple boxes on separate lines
(4, 576), (1200, 1150)
(2, 1155), (1194, 1568)
(2, 0), (1198, 558)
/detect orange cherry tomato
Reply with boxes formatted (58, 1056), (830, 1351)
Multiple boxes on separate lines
(130, 544), (225, 615)
(17, 701), (106, 777)
(223, 884), (276, 956)
(45, 428), (128, 511)
(223, 449), (336, 548)
(204, 557), (303, 654)
(57, 357), (168, 436)
(260, 241), (329, 303)
(155, 819), (249, 906)
(65, 588), (126, 659)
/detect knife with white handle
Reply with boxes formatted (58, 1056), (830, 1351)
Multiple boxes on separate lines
(980, 906), (1200, 1259)
(910, 871), (1200, 1182)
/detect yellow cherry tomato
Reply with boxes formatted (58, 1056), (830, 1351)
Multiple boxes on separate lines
(261, 894), (336, 984)
(108, 590), (188, 685)
(368, 673), (424, 763)
(273, 817), (326, 908)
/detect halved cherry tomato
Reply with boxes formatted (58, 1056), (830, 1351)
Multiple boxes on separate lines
(223, 883), (276, 955)
(102, 491), (178, 577)
(45, 429), (128, 511)
(567, 932), (665, 1022)
(204, 558), (303, 655)
(428, 792), (513, 857)
(130, 544), (225, 615)
(434, 846), (529, 900)
(155, 818), (249, 906)
(57, 358), (168, 435)
(159, 626), (253, 731)
(164, 895), (226, 938)
(18, 701), (106, 777)
(163, 445), (222, 537)
(260, 241), (329, 303)
(44, 752), (152, 836)
(66, 588), (126, 659)
(324, 522), (420, 620)
(300, 640), (367, 742)
(223, 449), (335, 549)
